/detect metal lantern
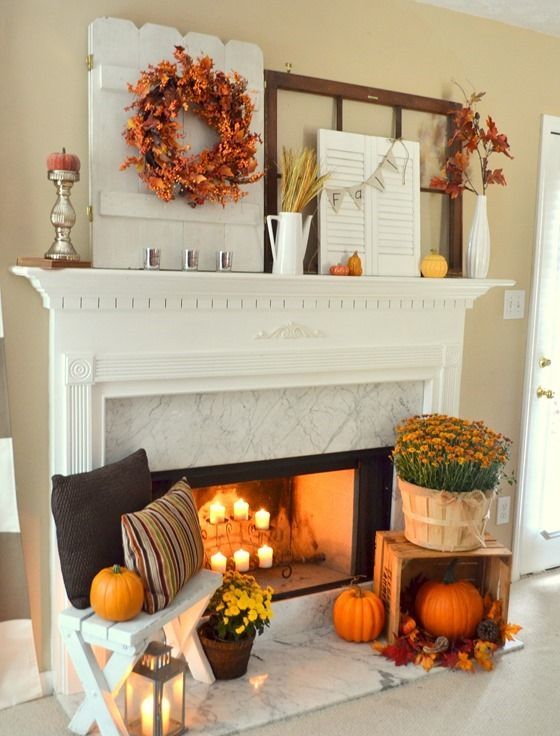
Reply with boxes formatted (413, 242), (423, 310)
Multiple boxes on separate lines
(125, 642), (187, 736)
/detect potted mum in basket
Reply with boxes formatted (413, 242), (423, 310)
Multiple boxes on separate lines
(198, 570), (274, 679)
(391, 414), (512, 552)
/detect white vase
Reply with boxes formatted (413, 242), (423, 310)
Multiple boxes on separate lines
(466, 195), (490, 278)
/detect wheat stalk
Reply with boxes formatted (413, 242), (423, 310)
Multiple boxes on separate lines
(280, 147), (329, 212)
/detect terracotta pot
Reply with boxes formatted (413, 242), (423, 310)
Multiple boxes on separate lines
(198, 624), (255, 680)
(397, 476), (495, 552)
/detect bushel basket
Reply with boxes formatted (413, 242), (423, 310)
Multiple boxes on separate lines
(398, 477), (495, 552)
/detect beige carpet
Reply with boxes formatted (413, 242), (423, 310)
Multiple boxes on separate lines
(1, 567), (557, 736)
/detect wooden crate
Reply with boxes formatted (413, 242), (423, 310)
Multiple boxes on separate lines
(373, 531), (512, 643)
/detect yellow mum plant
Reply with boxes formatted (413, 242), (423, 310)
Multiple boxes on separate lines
(206, 570), (274, 642)
(392, 414), (512, 493)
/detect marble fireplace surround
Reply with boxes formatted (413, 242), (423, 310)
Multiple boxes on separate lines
(13, 266), (512, 695)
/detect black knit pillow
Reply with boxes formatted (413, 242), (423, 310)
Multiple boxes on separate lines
(51, 449), (152, 609)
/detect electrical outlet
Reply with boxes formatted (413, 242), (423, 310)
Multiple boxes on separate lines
(496, 495), (511, 525)
(504, 290), (525, 320)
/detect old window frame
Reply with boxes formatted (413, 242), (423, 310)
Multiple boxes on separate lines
(263, 70), (463, 275)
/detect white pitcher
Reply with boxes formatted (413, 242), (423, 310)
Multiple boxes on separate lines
(266, 212), (313, 275)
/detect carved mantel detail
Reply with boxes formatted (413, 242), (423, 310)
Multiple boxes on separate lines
(255, 322), (325, 339)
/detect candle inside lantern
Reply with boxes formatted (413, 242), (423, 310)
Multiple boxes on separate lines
(233, 498), (249, 521)
(141, 695), (170, 736)
(210, 551), (227, 573)
(257, 545), (273, 568)
(209, 502), (225, 524)
(254, 508), (270, 530)
(234, 548), (250, 572)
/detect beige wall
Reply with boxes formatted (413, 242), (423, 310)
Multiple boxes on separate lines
(1, 0), (557, 671)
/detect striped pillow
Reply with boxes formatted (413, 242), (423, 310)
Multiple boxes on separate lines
(121, 479), (204, 614)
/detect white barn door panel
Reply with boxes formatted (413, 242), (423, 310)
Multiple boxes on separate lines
(318, 129), (420, 276)
(88, 18), (264, 271)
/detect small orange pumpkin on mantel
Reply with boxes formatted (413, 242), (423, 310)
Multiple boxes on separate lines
(329, 263), (350, 276)
(414, 559), (483, 640)
(333, 585), (385, 642)
(420, 249), (448, 278)
(347, 251), (363, 276)
(90, 564), (144, 622)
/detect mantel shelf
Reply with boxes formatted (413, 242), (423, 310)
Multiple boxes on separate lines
(11, 266), (514, 312)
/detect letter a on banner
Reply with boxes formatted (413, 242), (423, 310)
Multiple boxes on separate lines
(347, 185), (364, 210)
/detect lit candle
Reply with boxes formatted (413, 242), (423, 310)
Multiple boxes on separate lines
(233, 498), (249, 521)
(210, 551), (227, 573)
(141, 695), (170, 736)
(234, 548), (250, 572)
(255, 508), (270, 530)
(209, 502), (225, 524)
(257, 544), (273, 568)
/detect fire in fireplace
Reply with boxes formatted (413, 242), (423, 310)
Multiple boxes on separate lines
(152, 448), (393, 599)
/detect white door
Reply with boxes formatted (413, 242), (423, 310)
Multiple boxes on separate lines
(514, 115), (560, 576)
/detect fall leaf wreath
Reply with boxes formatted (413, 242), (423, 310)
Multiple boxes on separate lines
(121, 45), (263, 207)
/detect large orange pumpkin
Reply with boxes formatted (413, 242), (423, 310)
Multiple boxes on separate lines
(414, 560), (483, 640)
(333, 586), (385, 642)
(90, 564), (144, 622)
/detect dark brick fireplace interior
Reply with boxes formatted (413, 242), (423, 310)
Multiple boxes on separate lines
(152, 448), (393, 600)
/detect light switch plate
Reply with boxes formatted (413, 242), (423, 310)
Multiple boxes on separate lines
(504, 290), (525, 320)
(496, 495), (511, 525)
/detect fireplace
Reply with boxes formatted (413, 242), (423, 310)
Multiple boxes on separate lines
(12, 265), (511, 692)
(152, 447), (393, 599)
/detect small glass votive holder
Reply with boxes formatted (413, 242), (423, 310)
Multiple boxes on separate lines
(216, 250), (233, 271)
(143, 247), (160, 270)
(182, 249), (199, 271)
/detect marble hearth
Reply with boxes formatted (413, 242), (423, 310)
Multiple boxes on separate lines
(13, 267), (512, 696)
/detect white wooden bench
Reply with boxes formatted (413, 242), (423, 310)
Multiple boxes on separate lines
(59, 569), (222, 736)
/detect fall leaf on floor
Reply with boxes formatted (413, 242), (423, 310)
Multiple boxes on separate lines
(487, 599), (503, 621)
(501, 622), (522, 641)
(371, 641), (386, 654)
(440, 651), (459, 669)
(380, 638), (417, 667)
(415, 652), (436, 671)
(456, 651), (475, 673)
(474, 640), (497, 672)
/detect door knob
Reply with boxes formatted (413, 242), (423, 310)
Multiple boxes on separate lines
(539, 357), (552, 368)
(536, 386), (555, 399)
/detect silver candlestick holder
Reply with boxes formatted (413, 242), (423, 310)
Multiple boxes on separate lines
(45, 169), (81, 261)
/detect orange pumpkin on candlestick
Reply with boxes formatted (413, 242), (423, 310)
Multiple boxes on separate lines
(47, 147), (81, 172)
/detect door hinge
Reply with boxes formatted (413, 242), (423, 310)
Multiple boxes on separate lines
(86, 205), (93, 222)
(86, 54), (94, 72)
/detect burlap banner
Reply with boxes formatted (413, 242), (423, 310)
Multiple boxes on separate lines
(325, 138), (409, 211)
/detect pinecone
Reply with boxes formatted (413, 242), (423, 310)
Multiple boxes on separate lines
(476, 618), (500, 643)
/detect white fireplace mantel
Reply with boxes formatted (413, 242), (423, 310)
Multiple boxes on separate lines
(13, 266), (513, 693)
(12, 266), (515, 474)
(13, 267), (511, 311)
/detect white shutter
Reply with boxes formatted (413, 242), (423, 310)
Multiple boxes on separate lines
(318, 129), (420, 276)
(318, 129), (370, 274)
(88, 18), (264, 271)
